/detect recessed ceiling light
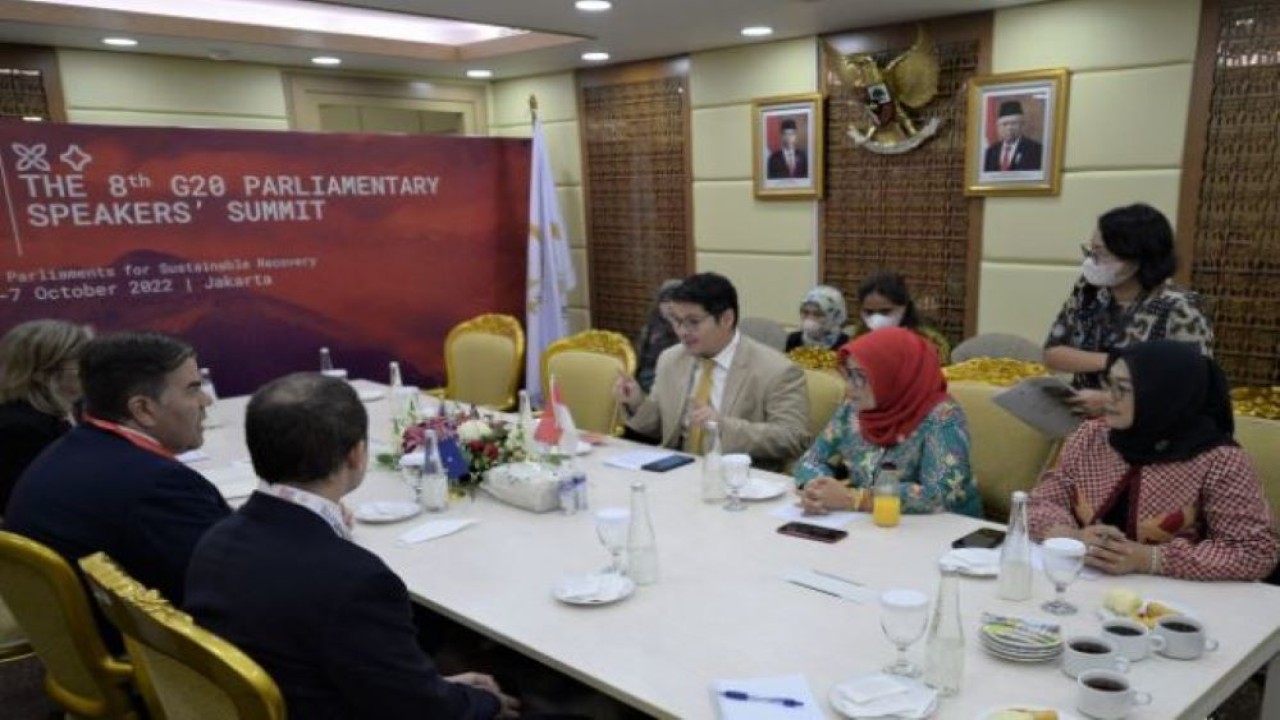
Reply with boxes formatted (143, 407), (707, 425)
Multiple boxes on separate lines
(101, 37), (138, 47)
(581, 51), (610, 62)
(466, 69), (494, 79)
(21, 116), (43, 122)
(575, 0), (612, 11)
(311, 56), (342, 66)
(740, 26), (774, 38)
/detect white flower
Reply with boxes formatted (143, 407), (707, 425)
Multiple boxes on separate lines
(456, 419), (493, 443)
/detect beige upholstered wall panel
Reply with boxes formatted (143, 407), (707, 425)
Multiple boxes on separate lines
(1064, 65), (1193, 170)
(690, 37), (817, 107)
(692, 105), (752, 179)
(58, 50), (287, 123)
(560, 188), (586, 247)
(65, 109), (290, 130)
(695, 253), (812, 324)
(490, 72), (578, 126)
(977, 263), (1082, 342)
(570, 249), (589, 308)
(566, 308), (591, 334)
(994, 0), (1200, 73)
(984, 170), (1182, 262)
(694, 181), (814, 254)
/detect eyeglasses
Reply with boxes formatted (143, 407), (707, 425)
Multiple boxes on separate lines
(668, 313), (713, 332)
(842, 367), (869, 390)
(1080, 243), (1116, 262)
(1101, 379), (1132, 401)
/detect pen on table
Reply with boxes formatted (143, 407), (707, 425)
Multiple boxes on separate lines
(786, 579), (839, 598)
(811, 569), (863, 587)
(720, 690), (805, 708)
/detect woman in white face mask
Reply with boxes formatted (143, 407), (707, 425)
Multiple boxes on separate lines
(1044, 203), (1214, 417)
(853, 270), (951, 365)
(784, 285), (849, 352)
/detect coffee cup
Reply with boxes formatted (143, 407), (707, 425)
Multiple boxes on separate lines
(1154, 615), (1219, 660)
(1062, 635), (1130, 679)
(1076, 669), (1152, 720)
(1101, 618), (1166, 662)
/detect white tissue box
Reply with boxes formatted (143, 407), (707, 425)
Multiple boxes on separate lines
(481, 462), (563, 513)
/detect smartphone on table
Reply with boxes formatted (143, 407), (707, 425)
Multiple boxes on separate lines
(777, 522), (849, 544)
(951, 527), (1006, 549)
(641, 454), (695, 472)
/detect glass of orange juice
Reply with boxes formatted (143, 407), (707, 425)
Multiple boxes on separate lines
(873, 462), (902, 527)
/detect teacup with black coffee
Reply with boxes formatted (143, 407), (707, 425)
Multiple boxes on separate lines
(1154, 615), (1219, 660)
(1062, 634), (1129, 679)
(1077, 669), (1152, 719)
(1101, 618), (1165, 661)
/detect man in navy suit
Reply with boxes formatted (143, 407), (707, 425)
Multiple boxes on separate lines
(766, 118), (809, 179)
(6, 332), (229, 607)
(983, 100), (1044, 172)
(186, 373), (516, 719)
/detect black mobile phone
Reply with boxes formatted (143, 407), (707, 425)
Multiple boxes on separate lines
(951, 527), (1006, 549)
(777, 522), (849, 544)
(641, 454), (695, 472)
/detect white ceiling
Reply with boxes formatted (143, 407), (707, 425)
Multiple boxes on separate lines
(0, 0), (1043, 79)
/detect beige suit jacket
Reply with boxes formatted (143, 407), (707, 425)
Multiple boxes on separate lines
(624, 334), (811, 471)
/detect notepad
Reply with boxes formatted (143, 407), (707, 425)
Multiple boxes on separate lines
(604, 449), (679, 471)
(992, 376), (1083, 438)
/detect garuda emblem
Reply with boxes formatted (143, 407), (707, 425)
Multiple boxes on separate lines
(827, 26), (942, 155)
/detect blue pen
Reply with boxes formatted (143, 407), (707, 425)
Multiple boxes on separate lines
(721, 690), (805, 708)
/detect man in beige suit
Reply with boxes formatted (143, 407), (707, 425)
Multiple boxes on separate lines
(613, 273), (810, 471)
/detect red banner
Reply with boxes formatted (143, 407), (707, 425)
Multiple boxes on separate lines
(0, 122), (530, 395)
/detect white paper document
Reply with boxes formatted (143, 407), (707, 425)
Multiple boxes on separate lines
(992, 375), (1083, 438)
(711, 674), (822, 720)
(177, 449), (210, 464)
(604, 449), (679, 471)
(397, 518), (476, 546)
(782, 568), (875, 603)
(768, 503), (857, 530)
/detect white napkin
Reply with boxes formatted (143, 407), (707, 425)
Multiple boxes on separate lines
(558, 573), (628, 602)
(711, 674), (822, 720)
(830, 674), (936, 719)
(396, 518), (476, 546)
(939, 547), (1001, 575)
(769, 503), (856, 530)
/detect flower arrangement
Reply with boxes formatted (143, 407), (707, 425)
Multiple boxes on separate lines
(378, 403), (534, 484)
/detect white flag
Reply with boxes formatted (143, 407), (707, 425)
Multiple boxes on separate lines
(525, 115), (577, 406)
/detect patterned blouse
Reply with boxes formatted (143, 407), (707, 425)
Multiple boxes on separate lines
(793, 398), (981, 517)
(1027, 420), (1278, 581)
(1045, 279), (1213, 388)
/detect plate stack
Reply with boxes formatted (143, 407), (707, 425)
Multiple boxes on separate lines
(979, 613), (1063, 663)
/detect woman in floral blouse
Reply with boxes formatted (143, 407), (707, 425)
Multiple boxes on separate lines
(1028, 341), (1277, 581)
(1044, 203), (1213, 416)
(793, 327), (980, 517)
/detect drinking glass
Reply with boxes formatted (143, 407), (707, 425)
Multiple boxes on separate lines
(1041, 537), (1087, 615)
(722, 454), (751, 512)
(594, 507), (630, 575)
(880, 589), (930, 677)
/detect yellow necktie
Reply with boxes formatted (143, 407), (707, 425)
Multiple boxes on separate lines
(683, 358), (715, 453)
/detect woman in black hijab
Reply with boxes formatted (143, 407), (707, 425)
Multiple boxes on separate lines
(1028, 341), (1278, 581)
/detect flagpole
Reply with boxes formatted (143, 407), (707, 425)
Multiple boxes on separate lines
(529, 94), (538, 122)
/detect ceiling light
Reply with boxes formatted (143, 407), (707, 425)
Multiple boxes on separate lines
(581, 51), (610, 62)
(740, 26), (773, 38)
(311, 56), (342, 66)
(575, 0), (612, 11)
(21, 116), (43, 122)
(101, 37), (138, 46)
(466, 69), (494, 79)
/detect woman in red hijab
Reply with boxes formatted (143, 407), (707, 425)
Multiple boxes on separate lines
(793, 327), (980, 517)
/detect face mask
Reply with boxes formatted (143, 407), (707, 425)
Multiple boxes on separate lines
(800, 318), (825, 338)
(863, 312), (901, 331)
(1082, 257), (1137, 288)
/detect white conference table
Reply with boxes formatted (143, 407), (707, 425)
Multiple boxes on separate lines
(198, 381), (1280, 719)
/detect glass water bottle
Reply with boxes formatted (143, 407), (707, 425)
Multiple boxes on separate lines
(997, 491), (1033, 601)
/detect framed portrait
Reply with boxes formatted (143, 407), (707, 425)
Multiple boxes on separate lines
(964, 69), (1069, 197)
(752, 93), (823, 200)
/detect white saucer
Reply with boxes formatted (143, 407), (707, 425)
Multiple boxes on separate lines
(354, 501), (422, 523)
(358, 389), (385, 402)
(552, 573), (635, 606)
(737, 477), (789, 501)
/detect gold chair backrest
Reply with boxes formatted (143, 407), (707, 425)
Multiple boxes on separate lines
(0, 531), (135, 718)
(803, 368), (846, 439)
(79, 553), (285, 720)
(444, 313), (525, 410)
(1235, 415), (1280, 531)
(948, 381), (1057, 522)
(542, 330), (637, 436)
(0, 592), (35, 663)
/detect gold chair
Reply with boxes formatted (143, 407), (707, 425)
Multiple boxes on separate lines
(1235, 415), (1280, 531)
(948, 381), (1058, 523)
(441, 313), (525, 411)
(0, 531), (136, 719)
(803, 368), (846, 438)
(0, 594), (35, 664)
(788, 346), (839, 371)
(541, 330), (636, 436)
(79, 553), (285, 720)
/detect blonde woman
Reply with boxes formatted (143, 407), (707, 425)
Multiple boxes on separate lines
(0, 319), (90, 514)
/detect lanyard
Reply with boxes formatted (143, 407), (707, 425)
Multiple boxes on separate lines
(257, 483), (352, 540)
(83, 414), (174, 459)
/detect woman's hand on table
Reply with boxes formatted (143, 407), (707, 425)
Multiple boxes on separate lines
(798, 477), (855, 514)
(1082, 529), (1154, 576)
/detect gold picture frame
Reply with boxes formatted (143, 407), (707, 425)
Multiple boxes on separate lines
(964, 69), (1069, 197)
(752, 93), (823, 200)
